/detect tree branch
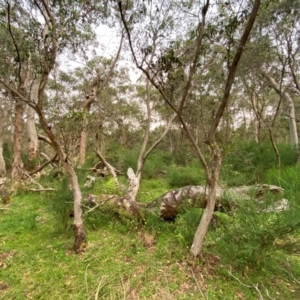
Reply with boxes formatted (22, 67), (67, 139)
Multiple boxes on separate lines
(207, 0), (261, 144)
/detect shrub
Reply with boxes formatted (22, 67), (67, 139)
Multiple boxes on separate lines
(167, 162), (205, 188)
(210, 188), (300, 270)
(221, 142), (298, 186)
(47, 176), (73, 231)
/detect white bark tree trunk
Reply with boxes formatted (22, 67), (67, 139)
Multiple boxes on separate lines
(262, 72), (299, 147)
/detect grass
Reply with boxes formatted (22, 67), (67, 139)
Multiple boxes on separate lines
(1, 180), (300, 299)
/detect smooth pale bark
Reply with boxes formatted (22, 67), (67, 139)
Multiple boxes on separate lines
(261, 72), (298, 147)
(123, 79), (176, 204)
(26, 79), (39, 160)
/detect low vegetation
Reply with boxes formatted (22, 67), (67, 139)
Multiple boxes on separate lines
(1, 144), (300, 299)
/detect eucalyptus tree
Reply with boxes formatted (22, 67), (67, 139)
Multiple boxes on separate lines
(250, 0), (300, 148)
(117, 0), (261, 256)
(0, 0), (109, 253)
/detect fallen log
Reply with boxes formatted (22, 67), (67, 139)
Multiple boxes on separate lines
(87, 184), (285, 220)
(146, 184), (284, 220)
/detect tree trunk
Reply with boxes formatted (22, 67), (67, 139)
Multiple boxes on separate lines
(44, 120), (87, 252)
(12, 98), (24, 181)
(12, 63), (31, 182)
(79, 93), (95, 167)
(262, 72), (299, 147)
(190, 147), (221, 257)
(66, 163), (86, 253)
(26, 80), (39, 160)
(0, 110), (6, 177)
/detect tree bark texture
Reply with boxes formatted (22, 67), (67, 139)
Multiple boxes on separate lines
(12, 99), (24, 181)
(0, 111), (6, 177)
(190, 147), (221, 257)
(26, 80), (39, 160)
(79, 93), (95, 166)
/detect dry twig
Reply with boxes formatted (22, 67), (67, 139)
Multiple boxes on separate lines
(190, 267), (207, 300)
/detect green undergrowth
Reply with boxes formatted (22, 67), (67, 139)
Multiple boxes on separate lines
(1, 183), (300, 299)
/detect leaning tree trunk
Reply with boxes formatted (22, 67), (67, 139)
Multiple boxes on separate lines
(190, 147), (221, 257)
(190, 0), (261, 257)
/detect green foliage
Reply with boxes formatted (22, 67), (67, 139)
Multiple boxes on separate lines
(210, 189), (300, 270)
(138, 178), (169, 202)
(167, 161), (205, 188)
(1, 187), (300, 299)
(115, 148), (139, 173)
(92, 177), (118, 195)
(173, 208), (201, 248)
(3, 142), (12, 170)
(143, 151), (173, 179)
(222, 142), (298, 186)
(113, 149), (174, 180)
(267, 165), (300, 199)
(47, 176), (73, 232)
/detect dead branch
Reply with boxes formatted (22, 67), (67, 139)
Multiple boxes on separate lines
(228, 268), (264, 300)
(29, 188), (55, 192)
(29, 153), (58, 176)
(190, 267), (207, 300)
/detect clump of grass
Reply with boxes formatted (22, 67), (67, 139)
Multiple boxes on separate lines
(47, 176), (73, 232)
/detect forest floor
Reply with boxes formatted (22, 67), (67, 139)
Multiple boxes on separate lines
(0, 180), (300, 300)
